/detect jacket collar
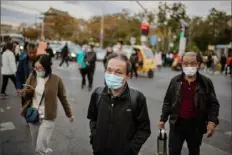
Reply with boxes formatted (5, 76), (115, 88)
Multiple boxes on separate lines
(177, 71), (200, 82)
(177, 72), (208, 92)
(103, 83), (130, 99)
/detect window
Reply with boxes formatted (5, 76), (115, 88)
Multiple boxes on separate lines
(143, 49), (154, 59)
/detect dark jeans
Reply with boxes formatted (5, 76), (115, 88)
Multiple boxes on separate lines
(221, 63), (226, 73)
(80, 68), (87, 87)
(80, 68), (93, 88)
(169, 118), (203, 155)
(59, 57), (69, 67)
(131, 64), (138, 78)
(1, 74), (17, 94)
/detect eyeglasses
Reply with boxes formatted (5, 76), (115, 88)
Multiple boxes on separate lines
(182, 62), (198, 67)
(34, 67), (44, 71)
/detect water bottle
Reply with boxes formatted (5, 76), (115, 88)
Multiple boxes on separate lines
(157, 129), (167, 155)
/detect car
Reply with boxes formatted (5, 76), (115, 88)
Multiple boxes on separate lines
(112, 45), (135, 59)
(94, 47), (106, 61)
(49, 42), (65, 59)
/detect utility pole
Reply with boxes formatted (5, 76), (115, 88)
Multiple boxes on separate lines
(100, 14), (104, 48)
(39, 12), (57, 41)
(41, 18), (44, 40)
(178, 19), (188, 55)
(167, 27), (171, 52)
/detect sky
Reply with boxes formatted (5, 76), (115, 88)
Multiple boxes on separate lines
(1, 1), (231, 26)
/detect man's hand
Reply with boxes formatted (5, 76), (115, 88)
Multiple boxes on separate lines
(158, 121), (165, 129)
(207, 121), (216, 137)
(69, 116), (74, 122)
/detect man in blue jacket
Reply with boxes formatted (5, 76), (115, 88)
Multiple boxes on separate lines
(16, 43), (37, 107)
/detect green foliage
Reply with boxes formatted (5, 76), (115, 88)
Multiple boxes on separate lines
(23, 3), (231, 50)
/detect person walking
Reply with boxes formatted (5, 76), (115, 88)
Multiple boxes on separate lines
(1, 42), (17, 99)
(103, 46), (113, 71)
(85, 44), (97, 91)
(212, 53), (218, 74)
(158, 52), (220, 155)
(21, 54), (74, 154)
(130, 51), (139, 78)
(87, 52), (151, 155)
(220, 52), (227, 74)
(59, 43), (69, 67)
(16, 43), (37, 107)
(77, 49), (87, 89)
(45, 42), (54, 62)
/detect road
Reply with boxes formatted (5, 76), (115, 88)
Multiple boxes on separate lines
(0, 60), (231, 155)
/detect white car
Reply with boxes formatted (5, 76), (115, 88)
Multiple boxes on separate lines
(94, 48), (106, 61)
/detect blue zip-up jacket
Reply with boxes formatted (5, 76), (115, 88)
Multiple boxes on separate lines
(16, 55), (31, 89)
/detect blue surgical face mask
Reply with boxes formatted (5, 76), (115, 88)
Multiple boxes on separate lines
(36, 71), (45, 78)
(105, 73), (124, 89)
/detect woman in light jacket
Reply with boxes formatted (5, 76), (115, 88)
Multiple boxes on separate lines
(21, 54), (74, 155)
(1, 42), (17, 99)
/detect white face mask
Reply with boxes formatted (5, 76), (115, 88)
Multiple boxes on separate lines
(183, 67), (197, 77)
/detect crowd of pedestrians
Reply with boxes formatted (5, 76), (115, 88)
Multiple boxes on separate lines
(1, 39), (222, 155)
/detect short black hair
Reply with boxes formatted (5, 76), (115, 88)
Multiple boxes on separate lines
(32, 54), (52, 78)
(107, 52), (131, 75)
(6, 42), (14, 51)
(27, 43), (36, 52)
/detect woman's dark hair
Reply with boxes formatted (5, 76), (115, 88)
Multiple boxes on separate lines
(6, 42), (14, 51)
(32, 54), (52, 78)
(2, 42), (14, 54)
(107, 52), (132, 75)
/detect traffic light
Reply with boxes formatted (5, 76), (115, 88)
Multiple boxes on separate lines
(141, 23), (149, 36)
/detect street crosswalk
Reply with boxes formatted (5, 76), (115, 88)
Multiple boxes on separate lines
(0, 100), (231, 155)
(0, 61), (231, 155)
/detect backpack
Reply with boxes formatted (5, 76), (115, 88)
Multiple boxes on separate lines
(95, 86), (138, 121)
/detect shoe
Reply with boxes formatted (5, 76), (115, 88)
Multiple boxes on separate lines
(46, 148), (53, 155)
(0, 94), (9, 99)
(88, 87), (92, 91)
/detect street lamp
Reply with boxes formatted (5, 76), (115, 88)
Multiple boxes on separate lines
(38, 12), (57, 40)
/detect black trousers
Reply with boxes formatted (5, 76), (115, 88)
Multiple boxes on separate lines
(1, 74), (17, 94)
(80, 68), (87, 87)
(80, 68), (93, 88)
(169, 118), (203, 155)
(131, 64), (138, 78)
(221, 63), (226, 73)
(59, 57), (69, 67)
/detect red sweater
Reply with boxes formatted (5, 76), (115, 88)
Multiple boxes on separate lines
(179, 80), (197, 118)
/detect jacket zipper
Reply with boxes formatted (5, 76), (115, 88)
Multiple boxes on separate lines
(107, 103), (114, 147)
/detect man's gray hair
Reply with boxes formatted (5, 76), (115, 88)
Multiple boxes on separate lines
(181, 52), (199, 62)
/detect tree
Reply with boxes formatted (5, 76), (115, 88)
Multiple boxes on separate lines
(23, 28), (40, 40)
(189, 8), (231, 51)
(155, 2), (189, 51)
(44, 14), (78, 40)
